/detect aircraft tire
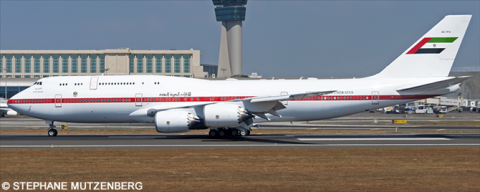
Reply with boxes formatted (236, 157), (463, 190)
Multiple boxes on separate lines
(239, 129), (247, 136)
(218, 129), (226, 137)
(246, 130), (250, 136)
(48, 129), (58, 137)
(209, 130), (217, 137)
(231, 129), (238, 136)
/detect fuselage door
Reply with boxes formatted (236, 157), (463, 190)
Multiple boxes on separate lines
(90, 77), (99, 90)
(371, 91), (379, 105)
(135, 93), (143, 106)
(281, 91), (288, 105)
(55, 94), (62, 108)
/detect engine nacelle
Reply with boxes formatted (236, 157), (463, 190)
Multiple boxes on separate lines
(6, 110), (18, 116)
(204, 103), (249, 128)
(155, 110), (196, 133)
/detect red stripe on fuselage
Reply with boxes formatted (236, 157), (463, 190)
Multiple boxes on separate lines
(7, 94), (440, 104)
(406, 37), (432, 54)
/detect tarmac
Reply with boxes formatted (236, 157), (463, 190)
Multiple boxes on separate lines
(1, 112), (479, 149)
(1, 133), (479, 149)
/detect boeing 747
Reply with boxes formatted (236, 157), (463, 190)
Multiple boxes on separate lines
(8, 15), (472, 137)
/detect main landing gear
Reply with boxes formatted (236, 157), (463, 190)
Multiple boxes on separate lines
(209, 128), (250, 138)
(46, 121), (58, 137)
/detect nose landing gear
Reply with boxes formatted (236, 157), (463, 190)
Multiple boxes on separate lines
(48, 129), (58, 137)
(46, 120), (58, 137)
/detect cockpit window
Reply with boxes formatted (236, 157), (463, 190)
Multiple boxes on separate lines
(34, 82), (42, 85)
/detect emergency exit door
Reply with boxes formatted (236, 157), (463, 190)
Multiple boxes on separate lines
(281, 92), (288, 105)
(55, 94), (62, 107)
(135, 93), (143, 106)
(371, 91), (379, 105)
(90, 77), (99, 90)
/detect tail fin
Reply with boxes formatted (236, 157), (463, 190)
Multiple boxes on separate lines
(373, 15), (471, 78)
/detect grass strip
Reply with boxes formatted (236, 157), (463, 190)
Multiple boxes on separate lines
(1, 148), (479, 191)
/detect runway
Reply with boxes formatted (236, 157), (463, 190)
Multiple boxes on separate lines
(1, 134), (479, 149)
(1, 113), (478, 149)
(1, 114), (479, 132)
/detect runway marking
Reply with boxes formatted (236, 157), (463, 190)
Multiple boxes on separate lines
(263, 125), (419, 128)
(262, 128), (411, 130)
(297, 138), (450, 141)
(108, 136), (167, 139)
(1, 143), (478, 148)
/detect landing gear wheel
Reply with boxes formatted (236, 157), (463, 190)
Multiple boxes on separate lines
(209, 130), (218, 137)
(246, 130), (251, 136)
(218, 129), (226, 137)
(239, 129), (247, 136)
(48, 129), (58, 137)
(231, 129), (238, 136)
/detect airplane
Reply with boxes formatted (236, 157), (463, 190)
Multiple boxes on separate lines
(7, 15), (472, 137)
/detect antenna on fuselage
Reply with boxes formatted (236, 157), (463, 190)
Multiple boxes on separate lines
(103, 68), (110, 76)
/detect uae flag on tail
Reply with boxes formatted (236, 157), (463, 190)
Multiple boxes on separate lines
(407, 37), (458, 54)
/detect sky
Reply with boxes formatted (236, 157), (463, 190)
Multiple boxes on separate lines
(1, 0), (479, 78)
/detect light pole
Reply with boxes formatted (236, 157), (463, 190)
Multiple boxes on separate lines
(3, 68), (6, 99)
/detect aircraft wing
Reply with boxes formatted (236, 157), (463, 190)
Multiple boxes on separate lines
(136, 90), (337, 119)
(397, 76), (469, 92)
(142, 103), (211, 117)
(0, 103), (12, 112)
(0, 107), (18, 116)
(0, 108), (11, 112)
(247, 90), (337, 103)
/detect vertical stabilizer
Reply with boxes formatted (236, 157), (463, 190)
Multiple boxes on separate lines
(373, 15), (471, 78)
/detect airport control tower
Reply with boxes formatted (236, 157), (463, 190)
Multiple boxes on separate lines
(213, 0), (247, 78)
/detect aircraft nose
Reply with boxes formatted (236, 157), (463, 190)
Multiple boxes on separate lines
(6, 95), (20, 110)
(7, 96), (16, 108)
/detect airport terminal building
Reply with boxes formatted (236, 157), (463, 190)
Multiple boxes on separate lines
(0, 48), (212, 99)
(0, 48), (208, 79)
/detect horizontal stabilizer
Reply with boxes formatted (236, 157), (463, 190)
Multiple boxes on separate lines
(249, 90), (336, 103)
(397, 76), (469, 92)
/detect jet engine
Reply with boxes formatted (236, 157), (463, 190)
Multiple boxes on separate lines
(203, 103), (252, 128)
(6, 110), (18, 116)
(155, 110), (198, 133)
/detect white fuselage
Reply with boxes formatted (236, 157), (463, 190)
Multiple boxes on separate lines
(7, 75), (456, 125)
